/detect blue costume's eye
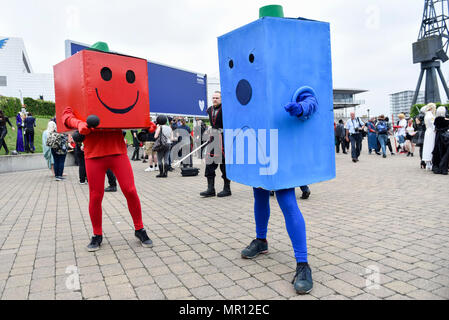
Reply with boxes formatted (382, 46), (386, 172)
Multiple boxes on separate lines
(229, 60), (234, 69)
(249, 54), (255, 63)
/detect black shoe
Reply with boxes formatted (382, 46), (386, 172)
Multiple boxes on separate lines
(301, 190), (311, 199)
(87, 235), (103, 252)
(407, 152), (410, 157)
(217, 179), (232, 197)
(411, 153), (414, 157)
(105, 186), (117, 192)
(375, 152), (381, 155)
(391, 153), (395, 156)
(352, 159), (357, 163)
(343, 152), (348, 154)
(168, 166), (174, 172)
(383, 154), (387, 158)
(200, 177), (216, 197)
(270, 191), (275, 197)
(142, 160), (147, 163)
(292, 263), (313, 294)
(156, 164), (166, 178)
(241, 239), (268, 259)
(135, 228), (153, 248)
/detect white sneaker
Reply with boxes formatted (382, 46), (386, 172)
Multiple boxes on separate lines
(144, 167), (155, 172)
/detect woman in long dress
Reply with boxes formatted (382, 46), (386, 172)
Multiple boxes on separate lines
(422, 103), (437, 171)
(15, 113), (25, 153)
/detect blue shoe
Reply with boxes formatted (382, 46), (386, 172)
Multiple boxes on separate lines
(292, 263), (313, 294)
(241, 239), (268, 259)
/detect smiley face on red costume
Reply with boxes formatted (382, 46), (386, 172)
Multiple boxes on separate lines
(54, 48), (151, 132)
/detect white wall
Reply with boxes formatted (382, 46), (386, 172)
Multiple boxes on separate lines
(0, 37), (54, 102)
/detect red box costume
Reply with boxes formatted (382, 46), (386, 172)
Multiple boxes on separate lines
(54, 43), (155, 243)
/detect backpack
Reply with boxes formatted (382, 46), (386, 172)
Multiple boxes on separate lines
(376, 121), (388, 134)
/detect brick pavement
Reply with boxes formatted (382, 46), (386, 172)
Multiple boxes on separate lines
(0, 144), (448, 300)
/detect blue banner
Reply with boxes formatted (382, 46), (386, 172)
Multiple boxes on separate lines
(65, 40), (208, 117)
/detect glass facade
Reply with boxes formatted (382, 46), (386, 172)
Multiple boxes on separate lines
(390, 91), (424, 119)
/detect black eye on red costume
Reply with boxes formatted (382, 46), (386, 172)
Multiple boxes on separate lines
(126, 70), (136, 84)
(101, 67), (112, 81)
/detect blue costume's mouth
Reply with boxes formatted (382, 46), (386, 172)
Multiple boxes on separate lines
(236, 79), (252, 105)
(95, 88), (139, 114)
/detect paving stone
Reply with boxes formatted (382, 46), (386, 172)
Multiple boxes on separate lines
(81, 281), (108, 299)
(108, 283), (137, 300)
(384, 281), (418, 295)
(163, 287), (191, 299)
(154, 274), (182, 290)
(135, 284), (166, 300)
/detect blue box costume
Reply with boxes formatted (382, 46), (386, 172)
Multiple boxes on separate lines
(217, 6), (335, 293)
(218, 17), (334, 190)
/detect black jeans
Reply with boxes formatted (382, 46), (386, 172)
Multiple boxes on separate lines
(336, 137), (346, 153)
(0, 127), (8, 153)
(349, 133), (362, 160)
(106, 169), (117, 187)
(205, 162), (228, 180)
(51, 149), (67, 177)
(75, 146), (86, 183)
(25, 129), (35, 152)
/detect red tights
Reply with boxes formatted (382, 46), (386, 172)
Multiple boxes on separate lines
(85, 154), (143, 235)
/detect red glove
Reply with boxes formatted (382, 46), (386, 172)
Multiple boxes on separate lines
(62, 106), (92, 136)
(148, 121), (157, 133)
(78, 121), (92, 135)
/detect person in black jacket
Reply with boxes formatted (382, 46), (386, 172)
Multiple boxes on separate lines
(0, 110), (15, 155)
(24, 112), (36, 153)
(335, 119), (347, 154)
(432, 107), (449, 175)
(200, 91), (231, 198)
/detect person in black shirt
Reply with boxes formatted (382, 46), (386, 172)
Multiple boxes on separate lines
(200, 91), (232, 198)
(0, 110), (15, 155)
(24, 112), (36, 153)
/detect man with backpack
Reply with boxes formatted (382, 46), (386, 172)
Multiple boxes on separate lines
(345, 112), (365, 162)
(376, 115), (389, 158)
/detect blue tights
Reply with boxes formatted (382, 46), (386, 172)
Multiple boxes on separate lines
(253, 187), (307, 263)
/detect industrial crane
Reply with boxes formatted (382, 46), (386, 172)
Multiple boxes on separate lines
(412, 0), (449, 105)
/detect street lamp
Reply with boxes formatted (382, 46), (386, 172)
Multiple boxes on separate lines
(367, 108), (370, 119)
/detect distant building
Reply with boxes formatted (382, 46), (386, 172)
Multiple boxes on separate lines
(390, 91), (424, 119)
(333, 88), (367, 119)
(0, 37), (54, 102)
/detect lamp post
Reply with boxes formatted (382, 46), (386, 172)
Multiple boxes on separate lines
(367, 108), (370, 119)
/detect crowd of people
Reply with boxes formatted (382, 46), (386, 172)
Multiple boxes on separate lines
(334, 103), (449, 175)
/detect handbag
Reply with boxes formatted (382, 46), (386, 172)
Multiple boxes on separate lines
(413, 130), (425, 147)
(153, 129), (170, 152)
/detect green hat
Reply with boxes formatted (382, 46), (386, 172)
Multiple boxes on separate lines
(259, 5), (284, 18)
(87, 41), (110, 53)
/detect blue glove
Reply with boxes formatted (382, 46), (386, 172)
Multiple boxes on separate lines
(284, 102), (304, 117)
(284, 91), (318, 120)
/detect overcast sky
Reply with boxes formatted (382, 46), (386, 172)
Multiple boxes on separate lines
(0, 0), (441, 116)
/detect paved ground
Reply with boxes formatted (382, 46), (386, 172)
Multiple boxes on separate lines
(0, 144), (448, 300)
